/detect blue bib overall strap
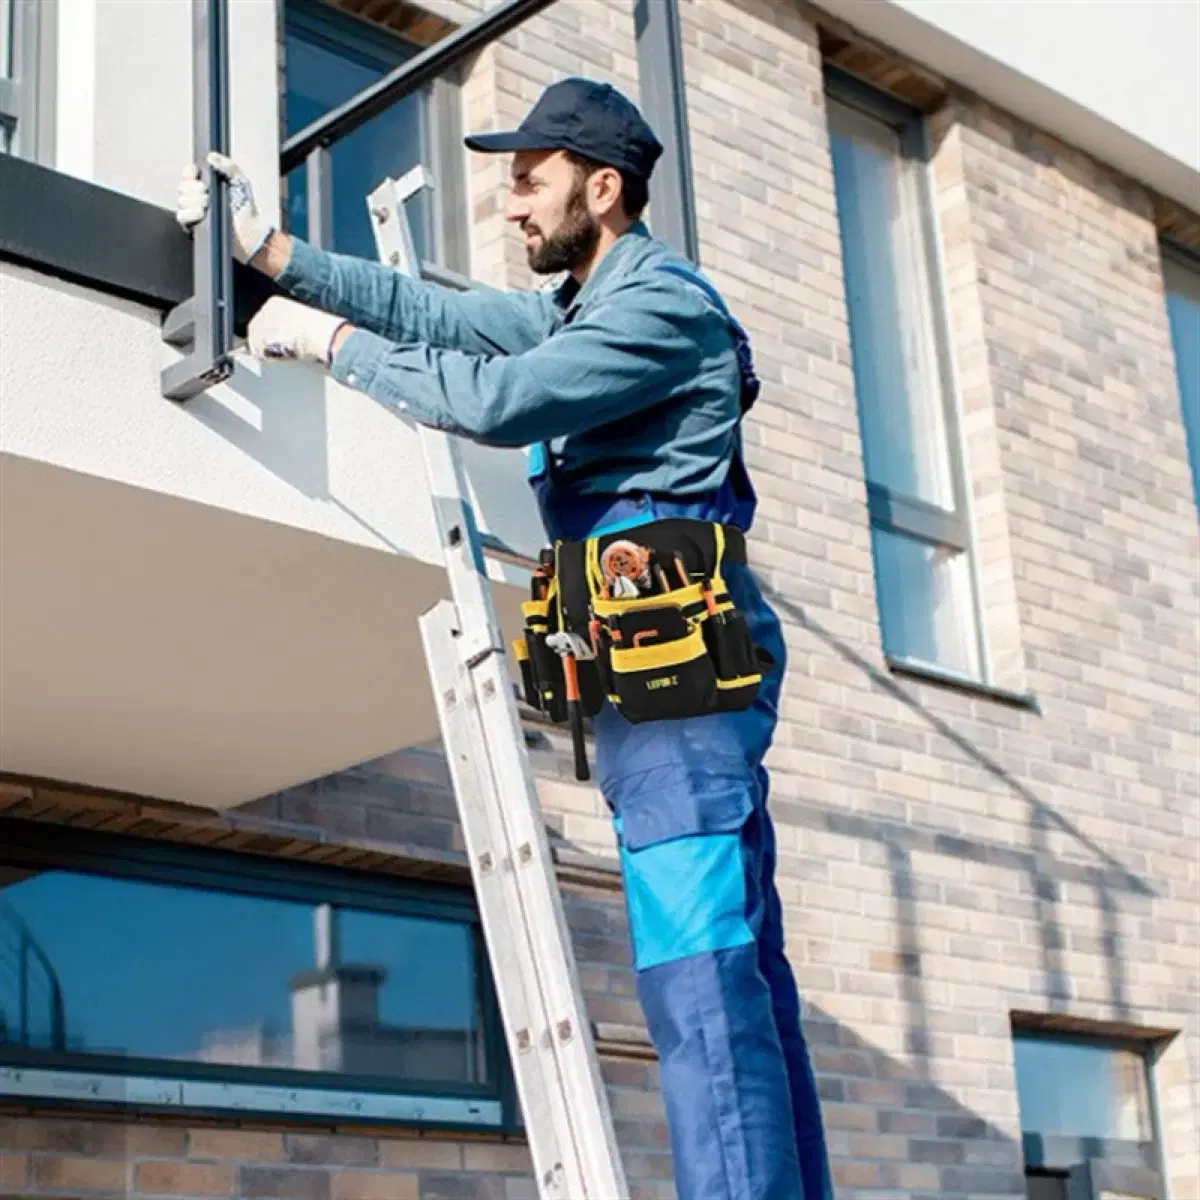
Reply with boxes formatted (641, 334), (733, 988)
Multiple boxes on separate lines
(654, 262), (760, 529)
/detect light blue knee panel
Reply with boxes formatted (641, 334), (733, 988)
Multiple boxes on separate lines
(617, 815), (754, 972)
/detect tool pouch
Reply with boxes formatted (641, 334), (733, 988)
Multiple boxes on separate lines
(552, 519), (765, 726)
(513, 578), (607, 722)
(513, 591), (567, 722)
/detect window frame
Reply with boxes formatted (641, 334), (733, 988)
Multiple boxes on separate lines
(824, 66), (991, 685)
(281, 0), (469, 274)
(0, 817), (512, 1133)
(0, 0), (55, 161)
(1160, 236), (1200, 510)
(1011, 1025), (1170, 1195)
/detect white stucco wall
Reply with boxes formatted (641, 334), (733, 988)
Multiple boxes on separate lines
(0, 264), (541, 806)
(818, 0), (1200, 207)
(55, 0), (282, 219)
(0, 264), (543, 569)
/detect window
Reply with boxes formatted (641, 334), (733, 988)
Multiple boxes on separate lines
(0, 0), (52, 160)
(282, 0), (467, 270)
(0, 821), (506, 1128)
(825, 71), (984, 680)
(1162, 243), (1200, 510)
(1012, 1029), (1166, 1200)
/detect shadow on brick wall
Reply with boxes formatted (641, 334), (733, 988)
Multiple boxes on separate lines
(762, 588), (1154, 1035)
(801, 999), (1026, 1197)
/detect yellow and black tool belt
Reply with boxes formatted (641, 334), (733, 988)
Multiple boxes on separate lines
(512, 519), (768, 778)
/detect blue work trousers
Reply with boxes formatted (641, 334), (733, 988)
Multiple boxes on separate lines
(540, 489), (833, 1200)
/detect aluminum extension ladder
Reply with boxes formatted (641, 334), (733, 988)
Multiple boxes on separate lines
(366, 169), (629, 1200)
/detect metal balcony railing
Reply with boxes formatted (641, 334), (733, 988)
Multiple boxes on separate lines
(0, 902), (66, 1052)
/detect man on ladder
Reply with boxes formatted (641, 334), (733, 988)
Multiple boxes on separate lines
(178, 76), (833, 1200)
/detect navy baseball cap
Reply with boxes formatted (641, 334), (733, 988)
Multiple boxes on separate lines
(464, 77), (663, 181)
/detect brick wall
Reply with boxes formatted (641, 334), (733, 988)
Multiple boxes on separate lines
(0, 1117), (537, 1199)
(4, 0), (1198, 1197)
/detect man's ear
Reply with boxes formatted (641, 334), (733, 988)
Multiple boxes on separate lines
(589, 166), (624, 218)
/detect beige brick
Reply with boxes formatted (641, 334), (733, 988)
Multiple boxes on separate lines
(462, 1143), (533, 1173)
(14, 1117), (129, 1157)
(380, 1138), (465, 1171)
(0, 1153), (28, 1187)
(136, 1160), (237, 1196)
(188, 1129), (286, 1162)
(331, 1171), (419, 1200)
(31, 1154), (129, 1191)
(125, 1124), (191, 1158)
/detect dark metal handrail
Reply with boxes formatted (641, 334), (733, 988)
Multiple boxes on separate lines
(160, 0), (235, 402)
(281, 0), (560, 174)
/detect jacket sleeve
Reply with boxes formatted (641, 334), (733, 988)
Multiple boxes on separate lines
(327, 274), (712, 447)
(275, 238), (560, 356)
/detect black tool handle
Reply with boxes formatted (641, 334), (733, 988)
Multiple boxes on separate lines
(569, 702), (590, 782)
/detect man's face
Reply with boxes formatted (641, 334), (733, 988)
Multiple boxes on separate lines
(505, 149), (600, 275)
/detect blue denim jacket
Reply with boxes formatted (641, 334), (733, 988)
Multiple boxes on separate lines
(275, 223), (748, 513)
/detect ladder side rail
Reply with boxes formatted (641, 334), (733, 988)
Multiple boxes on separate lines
(420, 603), (577, 1197)
(367, 172), (628, 1199)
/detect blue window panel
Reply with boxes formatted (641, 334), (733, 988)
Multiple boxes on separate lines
(283, 0), (431, 262)
(0, 870), (489, 1087)
(1164, 251), (1200, 511)
(1013, 1034), (1153, 1142)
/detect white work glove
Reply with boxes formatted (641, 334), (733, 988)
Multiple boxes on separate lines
(546, 631), (596, 662)
(247, 296), (349, 366)
(176, 152), (274, 264)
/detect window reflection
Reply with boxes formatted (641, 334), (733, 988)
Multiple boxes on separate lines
(1013, 1034), (1152, 1142)
(871, 525), (980, 677)
(827, 98), (957, 511)
(283, 3), (430, 263)
(0, 869), (488, 1088)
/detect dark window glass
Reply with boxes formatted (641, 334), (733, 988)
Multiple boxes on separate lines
(283, 1), (432, 262)
(1163, 251), (1200, 510)
(1025, 1175), (1067, 1200)
(0, 868), (489, 1088)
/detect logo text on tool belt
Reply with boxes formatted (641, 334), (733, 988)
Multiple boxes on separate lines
(646, 676), (679, 690)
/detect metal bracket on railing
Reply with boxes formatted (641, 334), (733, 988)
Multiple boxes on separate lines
(161, 0), (235, 402)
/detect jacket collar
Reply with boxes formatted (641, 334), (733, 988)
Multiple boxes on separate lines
(555, 222), (651, 318)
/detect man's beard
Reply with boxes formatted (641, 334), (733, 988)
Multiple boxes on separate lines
(525, 183), (600, 275)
